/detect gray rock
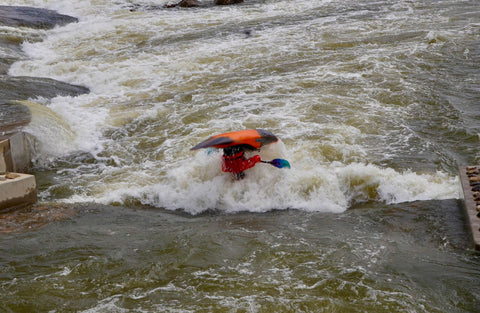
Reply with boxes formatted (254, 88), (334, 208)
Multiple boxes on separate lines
(0, 6), (78, 29)
(0, 75), (89, 101)
(0, 102), (31, 134)
(165, 0), (204, 8)
(0, 76), (89, 134)
(214, 0), (244, 5)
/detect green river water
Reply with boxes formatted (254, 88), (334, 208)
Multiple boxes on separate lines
(1, 0), (480, 311)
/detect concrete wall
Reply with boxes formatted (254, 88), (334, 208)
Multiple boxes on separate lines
(459, 166), (480, 250)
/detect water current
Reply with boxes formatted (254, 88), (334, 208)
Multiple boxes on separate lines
(1, 0), (480, 312)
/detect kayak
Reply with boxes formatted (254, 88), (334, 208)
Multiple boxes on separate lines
(191, 129), (278, 150)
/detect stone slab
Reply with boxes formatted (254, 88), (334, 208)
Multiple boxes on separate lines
(458, 166), (480, 250)
(0, 173), (37, 212)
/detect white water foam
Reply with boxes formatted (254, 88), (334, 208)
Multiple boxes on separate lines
(20, 95), (109, 164)
(61, 141), (458, 214)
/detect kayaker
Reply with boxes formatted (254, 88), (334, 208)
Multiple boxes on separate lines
(221, 145), (261, 180)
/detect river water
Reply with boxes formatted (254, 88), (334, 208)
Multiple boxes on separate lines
(1, 0), (480, 311)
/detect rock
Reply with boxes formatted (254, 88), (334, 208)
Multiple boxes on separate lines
(0, 102), (31, 134)
(0, 6), (78, 29)
(0, 203), (76, 233)
(214, 0), (244, 5)
(0, 76), (89, 135)
(179, 0), (203, 7)
(165, 0), (243, 7)
(0, 75), (89, 101)
(474, 191), (480, 201)
(165, 0), (203, 8)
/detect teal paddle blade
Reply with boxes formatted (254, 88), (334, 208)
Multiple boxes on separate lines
(263, 158), (291, 169)
(205, 148), (216, 155)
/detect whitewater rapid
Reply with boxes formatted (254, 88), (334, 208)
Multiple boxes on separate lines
(5, 0), (468, 213)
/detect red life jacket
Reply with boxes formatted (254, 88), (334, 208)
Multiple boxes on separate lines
(221, 151), (261, 174)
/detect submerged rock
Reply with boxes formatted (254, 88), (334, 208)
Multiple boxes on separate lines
(0, 203), (76, 233)
(165, 0), (243, 8)
(165, 0), (204, 8)
(0, 6), (78, 29)
(214, 0), (244, 4)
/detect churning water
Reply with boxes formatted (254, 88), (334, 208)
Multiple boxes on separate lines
(1, 0), (480, 311)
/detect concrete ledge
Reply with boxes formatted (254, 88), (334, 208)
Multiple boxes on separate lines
(458, 166), (480, 250)
(0, 173), (37, 212)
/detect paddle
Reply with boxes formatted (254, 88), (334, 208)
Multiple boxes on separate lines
(261, 159), (291, 169)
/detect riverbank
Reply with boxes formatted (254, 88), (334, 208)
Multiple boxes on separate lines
(0, 5), (89, 135)
(0, 5), (89, 211)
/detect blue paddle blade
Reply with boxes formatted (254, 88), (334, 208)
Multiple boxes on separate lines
(268, 159), (291, 169)
(205, 148), (216, 155)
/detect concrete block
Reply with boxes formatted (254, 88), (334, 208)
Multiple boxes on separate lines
(8, 132), (33, 172)
(0, 132), (33, 173)
(458, 166), (480, 250)
(0, 138), (12, 172)
(0, 173), (37, 212)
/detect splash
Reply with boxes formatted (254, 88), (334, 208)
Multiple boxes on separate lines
(20, 97), (109, 163)
(66, 143), (459, 214)
(19, 99), (77, 159)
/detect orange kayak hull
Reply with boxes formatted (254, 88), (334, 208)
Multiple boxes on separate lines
(191, 129), (278, 150)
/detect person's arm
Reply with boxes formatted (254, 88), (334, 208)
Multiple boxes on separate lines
(221, 153), (261, 173)
(240, 155), (261, 171)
